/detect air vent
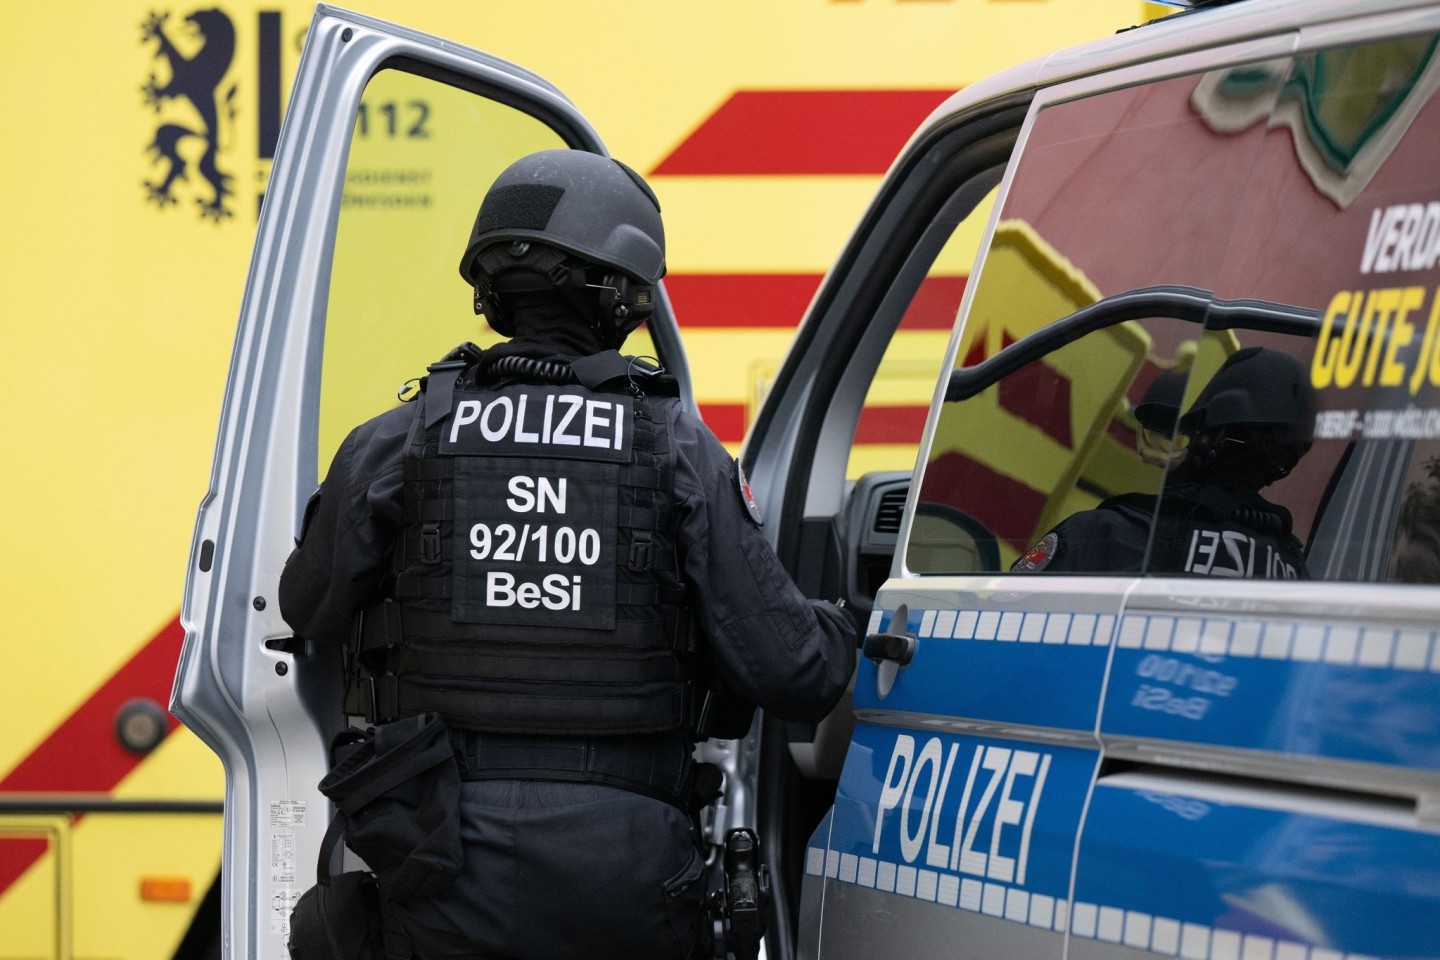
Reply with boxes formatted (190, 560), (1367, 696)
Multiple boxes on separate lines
(873, 488), (908, 534)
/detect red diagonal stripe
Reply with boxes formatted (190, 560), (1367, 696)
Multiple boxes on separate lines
(0, 617), (184, 894)
(651, 90), (955, 176)
(999, 358), (1074, 449)
(0, 838), (53, 899)
(922, 451), (1048, 553)
(698, 402), (934, 448)
(856, 405), (931, 444)
(667, 274), (822, 328)
(0, 618), (183, 792)
(699, 403), (748, 444)
(666, 273), (964, 329)
(899, 275), (967, 330)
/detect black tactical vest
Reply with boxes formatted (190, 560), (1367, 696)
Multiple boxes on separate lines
(1110, 489), (1307, 579)
(350, 351), (699, 736)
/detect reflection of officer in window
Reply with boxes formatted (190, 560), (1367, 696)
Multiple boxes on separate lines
(1389, 455), (1440, 583)
(279, 151), (856, 959)
(1013, 347), (1314, 578)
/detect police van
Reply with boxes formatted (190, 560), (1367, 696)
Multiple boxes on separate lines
(177, 1), (1440, 957)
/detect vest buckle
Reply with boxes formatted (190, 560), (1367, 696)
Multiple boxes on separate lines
(629, 532), (653, 570)
(364, 674), (400, 725)
(680, 682), (716, 740)
(420, 523), (442, 564)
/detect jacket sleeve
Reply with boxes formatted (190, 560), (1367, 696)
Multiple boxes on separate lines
(671, 410), (858, 725)
(278, 405), (412, 646)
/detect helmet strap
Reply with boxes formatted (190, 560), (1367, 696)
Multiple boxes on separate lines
(474, 242), (574, 336)
(474, 242), (655, 348)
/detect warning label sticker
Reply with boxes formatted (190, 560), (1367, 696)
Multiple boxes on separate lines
(269, 799), (308, 827)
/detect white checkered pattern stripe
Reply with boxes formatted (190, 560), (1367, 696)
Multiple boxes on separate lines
(806, 848), (1382, 960)
(866, 609), (1118, 647)
(867, 609), (1440, 671)
(1114, 614), (1439, 671)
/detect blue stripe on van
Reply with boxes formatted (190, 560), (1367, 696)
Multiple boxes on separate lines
(807, 724), (1440, 960)
(864, 607), (1440, 770)
(854, 608), (1112, 730)
(1076, 780), (1440, 959)
(1103, 614), (1440, 771)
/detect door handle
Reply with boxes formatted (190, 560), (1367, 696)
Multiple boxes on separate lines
(864, 630), (916, 666)
(865, 604), (915, 700)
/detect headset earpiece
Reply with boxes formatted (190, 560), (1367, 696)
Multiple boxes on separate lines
(472, 274), (513, 336)
(625, 281), (656, 324)
(585, 272), (653, 343)
(594, 272), (623, 318)
(595, 272), (655, 338)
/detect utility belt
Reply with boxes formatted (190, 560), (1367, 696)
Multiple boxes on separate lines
(449, 730), (722, 812)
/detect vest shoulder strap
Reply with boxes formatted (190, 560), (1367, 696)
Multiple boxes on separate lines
(422, 343), (485, 428)
(570, 351), (680, 396)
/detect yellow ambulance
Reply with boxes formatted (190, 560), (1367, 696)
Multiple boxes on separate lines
(182, 1), (1440, 959)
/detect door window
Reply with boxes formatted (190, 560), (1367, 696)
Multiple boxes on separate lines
(318, 67), (568, 469)
(317, 65), (670, 475)
(908, 34), (1440, 585)
(1196, 34), (1440, 584)
(909, 68), (1278, 574)
(915, 300), (1237, 575)
(844, 190), (996, 480)
(1071, 38), (1440, 960)
(745, 107), (1019, 612)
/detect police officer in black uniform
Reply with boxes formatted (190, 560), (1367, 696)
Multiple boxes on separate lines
(278, 150), (856, 960)
(1012, 347), (1314, 578)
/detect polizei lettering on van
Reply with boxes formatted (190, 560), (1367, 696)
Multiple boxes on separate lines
(873, 735), (1051, 886)
(441, 384), (632, 464)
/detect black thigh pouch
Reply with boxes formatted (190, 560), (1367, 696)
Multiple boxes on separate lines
(288, 871), (384, 960)
(318, 713), (463, 902)
(663, 843), (710, 956)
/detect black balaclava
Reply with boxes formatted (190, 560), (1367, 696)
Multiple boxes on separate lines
(486, 267), (610, 359)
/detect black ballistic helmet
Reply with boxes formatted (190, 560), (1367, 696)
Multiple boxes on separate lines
(1181, 347), (1316, 484)
(1182, 347), (1315, 434)
(1134, 370), (1189, 432)
(1133, 370), (1192, 468)
(458, 150), (665, 340)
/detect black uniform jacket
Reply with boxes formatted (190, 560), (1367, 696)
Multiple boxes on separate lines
(1013, 486), (1307, 579)
(279, 382), (857, 727)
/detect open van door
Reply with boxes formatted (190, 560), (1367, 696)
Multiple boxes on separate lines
(173, 7), (691, 957)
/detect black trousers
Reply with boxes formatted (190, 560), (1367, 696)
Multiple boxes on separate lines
(386, 779), (708, 960)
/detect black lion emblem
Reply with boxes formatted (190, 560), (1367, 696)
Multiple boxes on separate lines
(140, 9), (238, 222)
